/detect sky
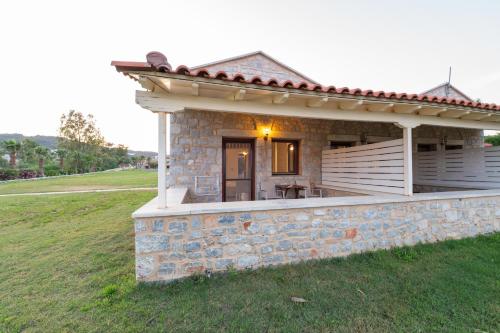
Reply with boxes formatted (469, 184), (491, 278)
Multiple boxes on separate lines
(1, 0), (499, 151)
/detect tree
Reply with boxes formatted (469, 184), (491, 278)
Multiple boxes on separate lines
(34, 146), (51, 176)
(19, 139), (40, 164)
(58, 110), (104, 173)
(1, 140), (21, 167)
(485, 134), (500, 146)
(56, 149), (68, 169)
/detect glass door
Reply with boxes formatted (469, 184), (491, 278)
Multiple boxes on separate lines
(222, 138), (254, 202)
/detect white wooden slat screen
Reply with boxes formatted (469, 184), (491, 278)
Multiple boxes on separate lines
(414, 146), (500, 189)
(322, 139), (405, 195)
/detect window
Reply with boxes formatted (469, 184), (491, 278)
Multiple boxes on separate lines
(330, 141), (355, 149)
(272, 139), (299, 175)
(445, 145), (463, 150)
(417, 144), (437, 152)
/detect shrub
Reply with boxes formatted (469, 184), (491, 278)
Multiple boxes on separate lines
(44, 165), (62, 177)
(0, 168), (19, 180)
(18, 169), (37, 179)
(148, 160), (158, 169)
(0, 158), (8, 168)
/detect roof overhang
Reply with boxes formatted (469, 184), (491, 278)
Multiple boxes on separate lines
(120, 69), (500, 130)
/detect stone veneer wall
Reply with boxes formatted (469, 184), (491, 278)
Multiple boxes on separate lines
(169, 110), (483, 203)
(134, 195), (499, 283)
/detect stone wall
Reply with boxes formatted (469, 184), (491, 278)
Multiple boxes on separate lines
(414, 125), (483, 148)
(134, 195), (499, 283)
(423, 84), (472, 102)
(195, 52), (316, 85)
(169, 110), (483, 203)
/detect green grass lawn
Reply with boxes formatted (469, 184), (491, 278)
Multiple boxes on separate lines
(0, 192), (499, 332)
(0, 169), (157, 194)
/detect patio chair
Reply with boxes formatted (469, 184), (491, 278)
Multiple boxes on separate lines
(258, 183), (285, 200)
(298, 181), (323, 198)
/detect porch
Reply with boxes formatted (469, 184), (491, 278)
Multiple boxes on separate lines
(112, 52), (500, 282)
(135, 107), (500, 282)
(165, 108), (494, 204)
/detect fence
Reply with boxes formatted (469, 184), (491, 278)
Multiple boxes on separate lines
(414, 146), (500, 189)
(322, 139), (405, 194)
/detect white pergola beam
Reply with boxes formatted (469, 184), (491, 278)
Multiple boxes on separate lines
(136, 91), (500, 131)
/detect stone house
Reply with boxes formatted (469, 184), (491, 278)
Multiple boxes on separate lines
(112, 51), (500, 283)
(422, 83), (473, 102)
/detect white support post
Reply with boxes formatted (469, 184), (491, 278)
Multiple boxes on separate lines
(402, 126), (413, 196)
(158, 112), (167, 208)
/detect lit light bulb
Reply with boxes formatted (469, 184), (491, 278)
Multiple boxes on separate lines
(263, 128), (270, 141)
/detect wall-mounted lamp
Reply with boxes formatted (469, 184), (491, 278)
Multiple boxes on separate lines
(263, 128), (270, 141)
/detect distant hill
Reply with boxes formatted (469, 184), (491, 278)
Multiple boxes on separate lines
(0, 133), (157, 157)
(0, 133), (59, 149)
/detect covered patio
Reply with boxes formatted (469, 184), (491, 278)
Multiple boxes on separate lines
(113, 52), (500, 282)
(129, 74), (500, 207)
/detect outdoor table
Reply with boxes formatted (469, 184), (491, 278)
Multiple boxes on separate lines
(275, 184), (307, 199)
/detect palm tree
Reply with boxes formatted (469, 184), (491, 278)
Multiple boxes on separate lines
(20, 139), (39, 164)
(56, 149), (68, 170)
(34, 146), (51, 177)
(1, 140), (21, 167)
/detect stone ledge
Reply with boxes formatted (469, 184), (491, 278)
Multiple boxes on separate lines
(133, 194), (500, 282)
(132, 189), (500, 218)
(135, 187), (188, 217)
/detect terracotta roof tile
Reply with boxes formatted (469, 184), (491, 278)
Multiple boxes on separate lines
(111, 52), (500, 112)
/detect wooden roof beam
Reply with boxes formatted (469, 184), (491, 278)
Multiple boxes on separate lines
(393, 105), (422, 114)
(191, 82), (199, 96)
(228, 89), (246, 101)
(418, 107), (447, 116)
(439, 109), (470, 118)
(483, 114), (500, 122)
(155, 78), (171, 93)
(366, 103), (394, 112)
(307, 96), (329, 108)
(137, 77), (155, 91)
(272, 92), (290, 104)
(460, 112), (492, 121)
(339, 100), (364, 111)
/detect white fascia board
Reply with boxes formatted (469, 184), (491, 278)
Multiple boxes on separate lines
(136, 90), (500, 131)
